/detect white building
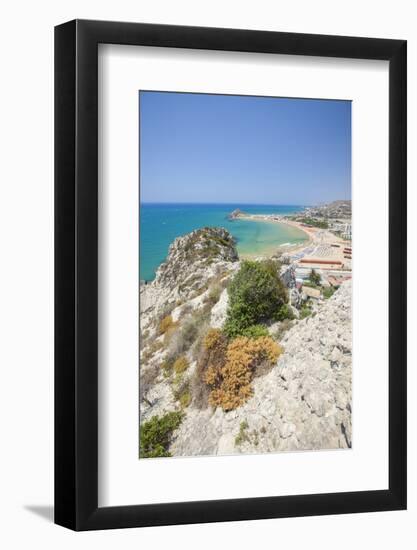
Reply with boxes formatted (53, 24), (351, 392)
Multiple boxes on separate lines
(330, 221), (352, 240)
(342, 223), (352, 240)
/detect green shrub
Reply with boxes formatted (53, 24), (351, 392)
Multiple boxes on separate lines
(176, 382), (191, 408)
(239, 324), (269, 339)
(295, 217), (328, 229)
(261, 258), (283, 279)
(300, 307), (312, 319)
(139, 412), (183, 458)
(172, 374), (191, 407)
(224, 260), (289, 337)
(323, 286), (336, 299)
(180, 391), (191, 408)
(309, 269), (321, 286)
(274, 304), (295, 321)
(223, 317), (244, 339)
(235, 420), (249, 446)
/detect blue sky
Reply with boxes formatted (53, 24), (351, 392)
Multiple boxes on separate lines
(139, 91), (351, 205)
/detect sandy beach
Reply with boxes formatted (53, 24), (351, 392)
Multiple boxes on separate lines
(238, 213), (352, 271)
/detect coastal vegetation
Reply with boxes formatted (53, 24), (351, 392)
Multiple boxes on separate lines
(302, 269), (336, 301)
(293, 216), (329, 229)
(309, 268), (321, 286)
(173, 355), (189, 375)
(202, 330), (282, 411)
(224, 260), (290, 338)
(182, 226), (237, 267)
(299, 305), (312, 319)
(162, 258), (289, 412)
(158, 314), (177, 335)
(323, 286), (336, 299)
(144, 255), (296, 422)
(139, 411), (183, 458)
(234, 420), (249, 446)
(177, 384), (192, 409)
(238, 324), (269, 339)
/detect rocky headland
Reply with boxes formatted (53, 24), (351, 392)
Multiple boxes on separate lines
(228, 208), (246, 220)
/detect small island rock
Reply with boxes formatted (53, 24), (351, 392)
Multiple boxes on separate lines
(228, 208), (245, 220)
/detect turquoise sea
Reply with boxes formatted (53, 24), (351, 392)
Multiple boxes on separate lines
(140, 203), (307, 282)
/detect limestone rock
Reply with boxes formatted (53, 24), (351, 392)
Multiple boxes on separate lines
(139, 225), (352, 459)
(140, 227), (238, 329)
(170, 280), (352, 456)
(210, 288), (229, 328)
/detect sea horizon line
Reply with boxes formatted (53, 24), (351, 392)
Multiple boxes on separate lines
(140, 201), (308, 207)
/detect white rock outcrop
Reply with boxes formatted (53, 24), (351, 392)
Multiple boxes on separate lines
(140, 227), (238, 330)
(170, 280), (352, 456)
(210, 288), (229, 329)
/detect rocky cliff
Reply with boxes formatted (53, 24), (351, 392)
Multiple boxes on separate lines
(170, 280), (352, 456)
(139, 227), (352, 457)
(140, 227), (238, 328)
(139, 227), (239, 418)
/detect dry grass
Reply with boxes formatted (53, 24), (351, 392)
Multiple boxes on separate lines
(158, 314), (177, 336)
(190, 329), (228, 410)
(173, 356), (189, 375)
(205, 335), (282, 411)
(271, 319), (294, 341)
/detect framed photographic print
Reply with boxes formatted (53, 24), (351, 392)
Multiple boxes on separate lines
(55, 20), (407, 530)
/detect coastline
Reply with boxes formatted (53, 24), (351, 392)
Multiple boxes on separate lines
(141, 205), (351, 281)
(142, 215), (313, 283)
(235, 214), (313, 258)
(235, 213), (351, 271)
(140, 203), (305, 281)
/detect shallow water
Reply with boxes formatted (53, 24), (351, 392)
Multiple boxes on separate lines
(140, 203), (307, 281)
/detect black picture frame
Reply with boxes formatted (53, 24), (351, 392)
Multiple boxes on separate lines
(55, 19), (407, 531)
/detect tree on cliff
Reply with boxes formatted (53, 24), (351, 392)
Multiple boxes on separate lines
(224, 260), (289, 337)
